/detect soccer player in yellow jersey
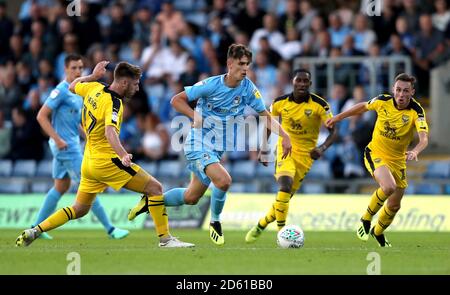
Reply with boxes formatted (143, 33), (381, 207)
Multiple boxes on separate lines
(246, 69), (337, 243)
(16, 61), (194, 248)
(325, 73), (429, 247)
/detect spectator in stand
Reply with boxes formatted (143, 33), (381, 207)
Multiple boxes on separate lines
(0, 109), (11, 158)
(328, 12), (351, 48)
(8, 105), (45, 161)
(250, 12), (285, 52)
(432, 0), (450, 32)
(156, 0), (186, 42)
(73, 2), (101, 55)
(141, 113), (169, 161)
(0, 66), (22, 120)
(351, 13), (377, 53)
(232, 0), (265, 38)
(278, 0), (301, 35)
(0, 1), (14, 61)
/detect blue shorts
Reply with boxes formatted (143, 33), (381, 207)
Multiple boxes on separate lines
(185, 151), (223, 186)
(52, 154), (82, 182)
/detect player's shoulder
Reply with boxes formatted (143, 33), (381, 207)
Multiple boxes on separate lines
(272, 93), (290, 105)
(376, 93), (394, 101)
(310, 92), (330, 110)
(408, 98), (426, 117)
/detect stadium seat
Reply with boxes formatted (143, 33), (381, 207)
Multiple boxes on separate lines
(230, 160), (256, 181)
(12, 160), (37, 177)
(157, 160), (182, 179)
(229, 182), (260, 193)
(255, 162), (275, 179)
(415, 183), (442, 195)
(301, 183), (326, 194)
(423, 161), (450, 179)
(444, 185), (450, 195)
(0, 178), (29, 194)
(136, 161), (157, 176)
(31, 181), (53, 193)
(36, 160), (53, 177)
(306, 160), (332, 180)
(0, 160), (13, 177)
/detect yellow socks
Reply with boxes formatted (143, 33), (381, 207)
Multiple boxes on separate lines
(274, 191), (291, 230)
(374, 205), (396, 235)
(37, 206), (76, 232)
(362, 188), (388, 221)
(147, 195), (170, 238)
(258, 204), (276, 229)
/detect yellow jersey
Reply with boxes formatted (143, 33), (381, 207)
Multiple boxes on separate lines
(271, 92), (333, 156)
(75, 82), (124, 159)
(366, 94), (428, 161)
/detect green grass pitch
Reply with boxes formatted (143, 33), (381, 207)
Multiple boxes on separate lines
(1, 229), (449, 274)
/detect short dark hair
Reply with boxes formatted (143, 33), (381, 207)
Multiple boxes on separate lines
(114, 62), (142, 80)
(227, 43), (252, 60)
(64, 54), (82, 67)
(293, 68), (311, 78)
(394, 73), (416, 88)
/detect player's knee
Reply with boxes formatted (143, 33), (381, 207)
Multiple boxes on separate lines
(184, 193), (201, 205)
(381, 184), (396, 196)
(144, 180), (163, 196)
(72, 204), (90, 218)
(215, 175), (232, 191)
(387, 200), (401, 212)
(278, 176), (293, 193)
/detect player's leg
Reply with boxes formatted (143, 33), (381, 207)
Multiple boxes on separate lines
(164, 173), (209, 206)
(371, 162), (407, 247)
(205, 162), (232, 246)
(32, 158), (72, 240)
(124, 168), (194, 247)
(16, 191), (96, 247)
(33, 176), (71, 240)
(68, 156), (129, 239)
(358, 150), (395, 241)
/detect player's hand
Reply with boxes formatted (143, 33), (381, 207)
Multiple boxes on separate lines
(258, 151), (270, 167)
(121, 153), (133, 167)
(92, 61), (109, 79)
(56, 138), (68, 150)
(281, 136), (292, 159)
(310, 146), (324, 160)
(325, 117), (337, 128)
(406, 150), (418, 161)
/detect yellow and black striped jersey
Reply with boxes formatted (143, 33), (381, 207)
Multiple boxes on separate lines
(271, 92), (333, 156)
(75, 81), (124, 159)
(365, 94), (428, 160)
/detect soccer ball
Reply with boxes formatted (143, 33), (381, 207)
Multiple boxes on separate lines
(277, 225), (305, 249)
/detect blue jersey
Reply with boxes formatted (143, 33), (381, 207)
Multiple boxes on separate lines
(184, 75), (266, 153)
(44, 80), (83, 159)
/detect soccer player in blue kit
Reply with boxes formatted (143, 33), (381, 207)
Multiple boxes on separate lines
(34, 54), (129, 240)
(129, 44), (292, 245)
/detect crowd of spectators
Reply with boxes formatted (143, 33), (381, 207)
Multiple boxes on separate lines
(0, 0), (448, 179)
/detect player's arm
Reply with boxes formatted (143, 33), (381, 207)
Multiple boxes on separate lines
(69, 61), (109, 94)
(258, 109), (292, 160)
(171, 91), (202, 128)
(406, 131), (428, 161)
(310, 126), (338, 160)
(325, 102), (368, 128)
(105, 125), (133, 167)
(36, 105), (67, 150)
